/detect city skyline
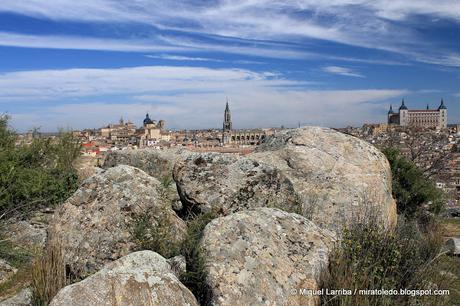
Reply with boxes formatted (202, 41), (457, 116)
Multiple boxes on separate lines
(1, 1), (460, 132)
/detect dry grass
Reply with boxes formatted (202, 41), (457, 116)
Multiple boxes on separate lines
(0, 234), (35, 301)
(0, 263), (33, 301)
(441, 218), (460, 237)
(319, 215), (453, 306)
(31, 240), (66, 306)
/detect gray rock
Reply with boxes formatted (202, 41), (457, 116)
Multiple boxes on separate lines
(443, 207), (460, 218)
(174, 153), (300, 215)
(49, 251), (198, 306)
(48, 165), (187, 278)
(103, 148), (191, 180)
(0, 259), (17, 285)
(446, 238), (460, 255)
(0, 288), (32, 306)
(104, 148), (192, 213)
(4, 220), (47, 250)
(251, 127), (397, 233)
(167, 255), (186, 278)
(201, 208), (334, 306)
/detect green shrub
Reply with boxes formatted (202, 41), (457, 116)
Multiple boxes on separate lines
(180, 211), (217, 306)
(320, 215), (452, 306)
(0, 115), (80, 219)
(129, 211), (181, 259)
(383, 148), (444, 217)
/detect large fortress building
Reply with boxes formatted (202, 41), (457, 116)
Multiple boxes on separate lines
(387, 99), (447, 129)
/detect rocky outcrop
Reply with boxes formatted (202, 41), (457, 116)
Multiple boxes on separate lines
(174, 153), (300, 215)
(104, 148), (192, 213)
(173, 127), (396, 234)
(201, 208), (334, 306)
(251, 127), (397, 233)
(49, 251), (198, 306)
(103, 148), (191, 180)
(48, 165), (187, 278)
(0, 288), (32, 306)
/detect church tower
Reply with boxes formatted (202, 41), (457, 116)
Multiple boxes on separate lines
(223, 100), (232, 132)
(222, 100), (232, 144)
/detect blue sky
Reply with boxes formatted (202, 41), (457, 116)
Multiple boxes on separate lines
(0, 1), (459, 132)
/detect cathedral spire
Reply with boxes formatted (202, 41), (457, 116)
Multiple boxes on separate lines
(223, 100), (232, 132)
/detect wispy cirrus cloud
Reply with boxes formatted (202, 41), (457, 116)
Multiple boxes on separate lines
(322, 66), (365, 78)
(0, 31), (186, 52)
(0, 66), (292, 102)
(145, 54), (224, 62)
(2, 65), (406, 131)
(0, 1), (459, 66)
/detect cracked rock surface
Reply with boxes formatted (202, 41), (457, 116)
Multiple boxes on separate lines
(251, 126), (397, 233)
(48, 165), (187, 278)
(201, 208), (334, 306)
(49, 251), (198, 306)
(174, 153), (300, 215)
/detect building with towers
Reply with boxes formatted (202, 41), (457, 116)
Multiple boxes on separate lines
(221, 100), (271, 146)
(388, 99), (447, 129)
(138, 113), (169, 147)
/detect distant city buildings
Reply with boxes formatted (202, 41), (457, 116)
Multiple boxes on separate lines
(69, 98), (280, 161)
(338, 124), (460, 204)
(138, 113), (169, 148)
(388, 99), (447, 129)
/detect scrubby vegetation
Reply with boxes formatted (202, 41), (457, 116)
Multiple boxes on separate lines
(320, 149), (454, 305)
(0, 115), (81, 219)
(320, 215), (453, 305)
(130, 206), (216, 305)
(180, 211), (216, 306)
(0, 233), (34, 299)
(130, 212), (181, 259)
(31, 240), (67, 306)
(383, 148), (444, 217)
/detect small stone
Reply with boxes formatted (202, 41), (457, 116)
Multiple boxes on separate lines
(446, 237), (460, 255)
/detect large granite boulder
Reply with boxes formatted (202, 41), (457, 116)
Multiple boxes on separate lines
(49, 251), (198, 306)
(251, 127), (397, 233)
(174, 127), (396, 234)
(103, 148), (191, 180)
(48, 165), (187, 278)
(201, 208), (334, 306)
(104, 148), (192, 213)
(173, 153), (300, 215)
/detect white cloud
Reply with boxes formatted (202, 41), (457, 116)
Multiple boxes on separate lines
(322, 66), (365, 78)
(0, 31), (186, 52)
(3, 65), (406, 131)
(0, 1), (459, 66)
(0, 66), (293, 101)
(145, 54), (224, 62)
